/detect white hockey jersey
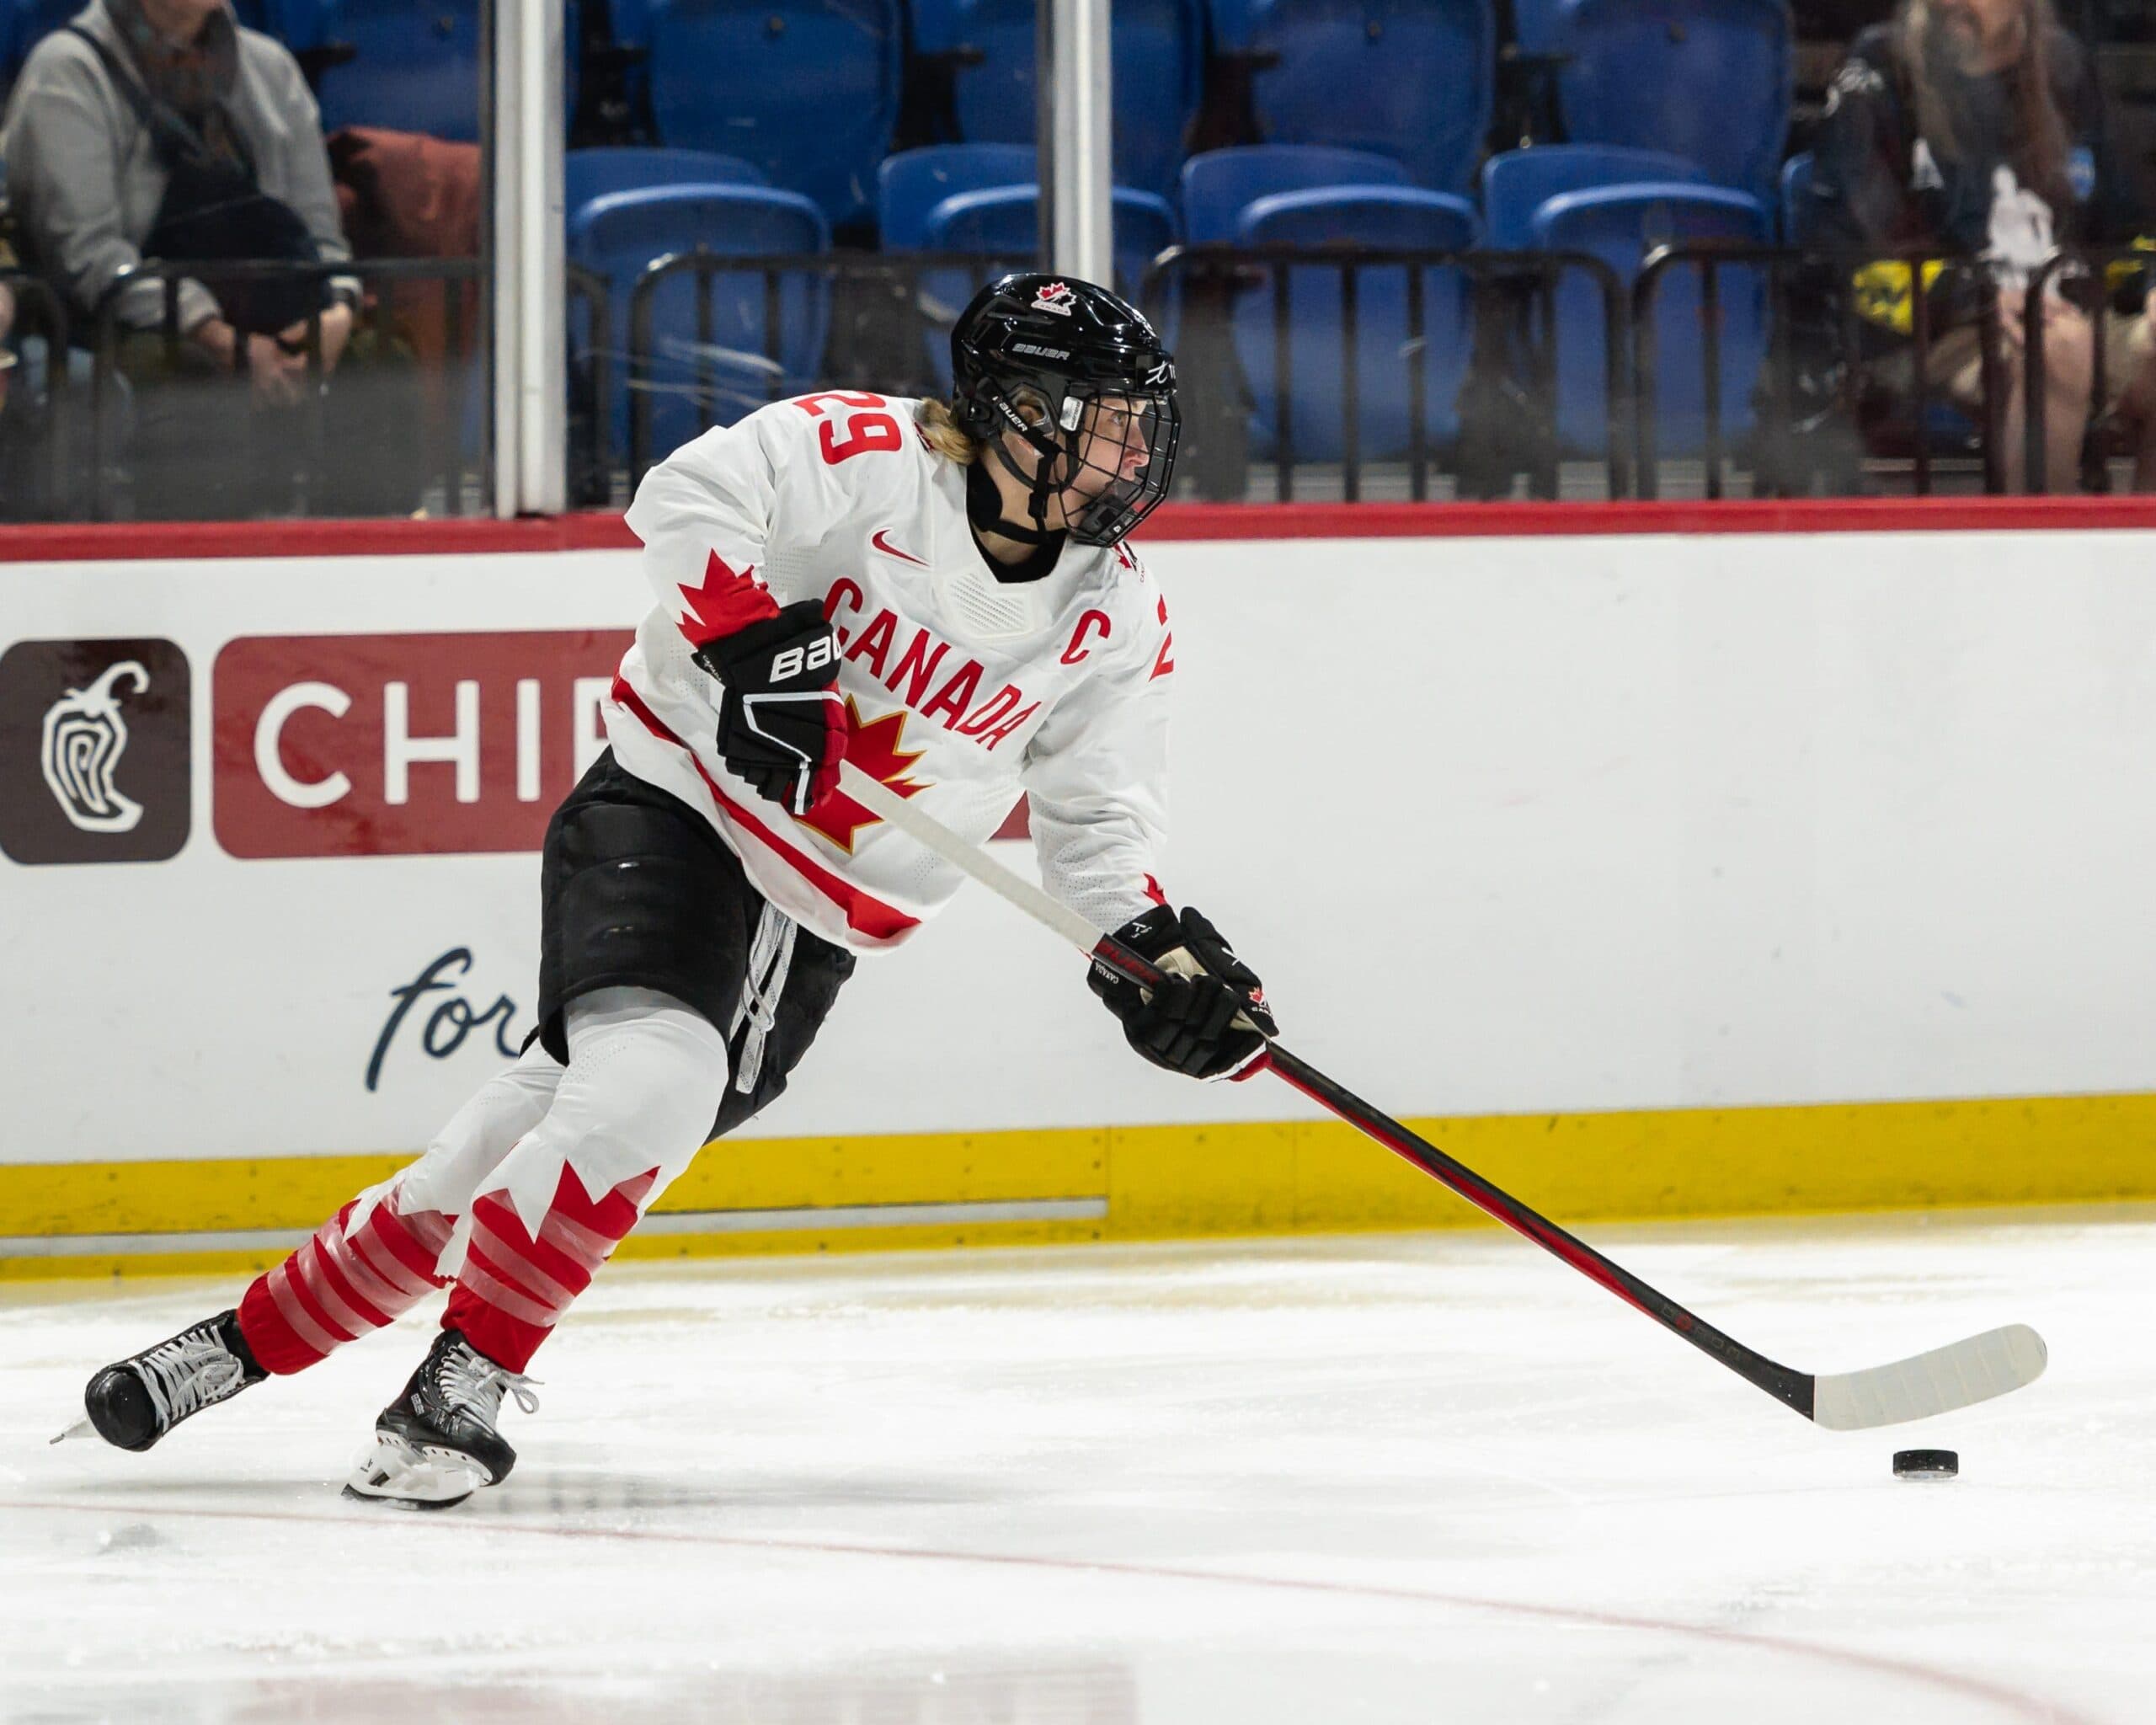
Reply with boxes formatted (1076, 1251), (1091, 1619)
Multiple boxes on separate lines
(606, 390), (1176, 957)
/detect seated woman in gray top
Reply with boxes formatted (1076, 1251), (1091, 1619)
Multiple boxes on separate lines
(0, 0), (392, 515)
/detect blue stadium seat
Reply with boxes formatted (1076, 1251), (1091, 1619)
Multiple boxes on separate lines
(567, 184), (830, 465)
(259, 0), (326, 56)
(1779, 149), (1812, 245)
(877, 144), (1039, 248)
(567, 147), (767, 216)
(1531, 181), (1773, 461)
(1230, 186), (1481, 464)
(638, 0), (901, 230)
(303, 0), (482, 141)
(1207, 0), (1494, 196)
(909, 0), (1202, 201)
(885, 180), (1180, 390)
(566, 152), (770, 445)
(924, 185), (1179, 301)
(1481, 144), (1711, 248)
(275, 0), (575, 131)
(1180, 144), (1411, 243)
(1549, 0), (1790, 198)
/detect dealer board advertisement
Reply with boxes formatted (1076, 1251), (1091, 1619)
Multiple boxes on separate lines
(8, 528), (2156, 1183)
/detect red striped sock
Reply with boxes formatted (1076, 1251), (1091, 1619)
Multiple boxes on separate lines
(236, 1190), (455, 1375)
(444, 1164), (658, 1372)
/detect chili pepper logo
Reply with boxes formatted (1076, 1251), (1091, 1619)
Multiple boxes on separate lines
(40, 660), (150, 833)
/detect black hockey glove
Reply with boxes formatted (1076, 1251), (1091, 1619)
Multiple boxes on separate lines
(1089, 905), (1277, 1082)
(695, 599), (847, 816)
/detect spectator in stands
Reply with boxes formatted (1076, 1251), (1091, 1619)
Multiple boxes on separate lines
(1812, 0), (2156, 490)
(0, 0), (382, 515)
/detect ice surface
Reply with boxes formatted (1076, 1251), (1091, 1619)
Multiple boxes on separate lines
(4, 1208), (2152, 1724)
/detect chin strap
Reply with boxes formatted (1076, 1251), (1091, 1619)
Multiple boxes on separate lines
(967, 451), (1058, 546)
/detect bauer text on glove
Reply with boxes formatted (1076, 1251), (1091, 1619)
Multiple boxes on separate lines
(694, 599), (847, 816)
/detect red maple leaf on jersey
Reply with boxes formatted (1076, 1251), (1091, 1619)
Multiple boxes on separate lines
(676, 547), (780, 647)
(796, 698), (930, 852)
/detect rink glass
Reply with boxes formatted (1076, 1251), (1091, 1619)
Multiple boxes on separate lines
(2, 3), (2152, 518)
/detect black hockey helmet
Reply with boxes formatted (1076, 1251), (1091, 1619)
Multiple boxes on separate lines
(950, 271), (1180, 547)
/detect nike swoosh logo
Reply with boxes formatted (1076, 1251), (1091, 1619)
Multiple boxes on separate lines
(872, 529), (928, 567)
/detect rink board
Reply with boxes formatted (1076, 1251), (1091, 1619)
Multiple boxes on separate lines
(3, 1088), (2156, 1280)
(7, 502), (2156, 1277)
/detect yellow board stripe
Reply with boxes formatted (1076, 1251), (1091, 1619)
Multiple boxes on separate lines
(5, 1089), (2155, 1279)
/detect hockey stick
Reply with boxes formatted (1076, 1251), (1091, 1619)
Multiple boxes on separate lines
(839, 760), (2047, 1431)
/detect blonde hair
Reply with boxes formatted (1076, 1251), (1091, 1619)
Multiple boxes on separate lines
(915, 398), (982, 464)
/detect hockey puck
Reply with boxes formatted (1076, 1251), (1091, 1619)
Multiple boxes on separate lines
(1892, 1448), (1959, 1480)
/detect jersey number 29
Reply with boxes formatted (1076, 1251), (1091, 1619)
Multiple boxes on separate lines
(796, 392), (905, 465)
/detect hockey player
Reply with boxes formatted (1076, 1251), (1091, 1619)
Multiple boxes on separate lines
(73, 273), (1277, 1508)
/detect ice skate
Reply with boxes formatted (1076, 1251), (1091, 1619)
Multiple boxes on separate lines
(344, 1328), (539, 1510)
(73, 1310), (266, 1451)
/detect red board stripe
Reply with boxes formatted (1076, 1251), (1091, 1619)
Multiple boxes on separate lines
(10, 494), (2156, 563)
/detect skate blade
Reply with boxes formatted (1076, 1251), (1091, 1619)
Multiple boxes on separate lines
(50, 1418), (93, 1446)
(342, 1431), (491, 1510)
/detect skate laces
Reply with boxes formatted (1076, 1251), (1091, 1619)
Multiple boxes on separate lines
(136, 1329), (243, 1429)
(436, 1341), (540, 1431)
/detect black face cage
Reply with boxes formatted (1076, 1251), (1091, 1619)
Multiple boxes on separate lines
(975, 372), (1182, 547)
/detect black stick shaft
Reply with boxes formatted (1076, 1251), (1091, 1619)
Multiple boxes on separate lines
(1091, 934), (1815, 1420)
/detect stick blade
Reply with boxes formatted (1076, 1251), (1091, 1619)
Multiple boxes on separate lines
(1811, 1323), (2047, 1431)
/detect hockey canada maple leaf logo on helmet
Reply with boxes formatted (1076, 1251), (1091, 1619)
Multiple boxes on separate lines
(1033, 281), (1075, 317)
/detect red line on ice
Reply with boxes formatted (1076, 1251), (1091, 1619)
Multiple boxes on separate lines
(0, 1496), (2092, 1725)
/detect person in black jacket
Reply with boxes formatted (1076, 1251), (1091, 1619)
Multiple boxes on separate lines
(1811, 0), (2156, 489)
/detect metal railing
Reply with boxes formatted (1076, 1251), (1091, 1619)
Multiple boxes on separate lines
(1633, 241), (2009, 499)
(609, 244), (1628, 504)
(8, 238), (2140, 521)
(0, 271), (73, 518)
(600, 238), (2150, 505)
(87, 256), (486, 520)
(1140, 242), (1633, 502)
(1629, 240), (2156, 499)
(618, 248), (1032, 484)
